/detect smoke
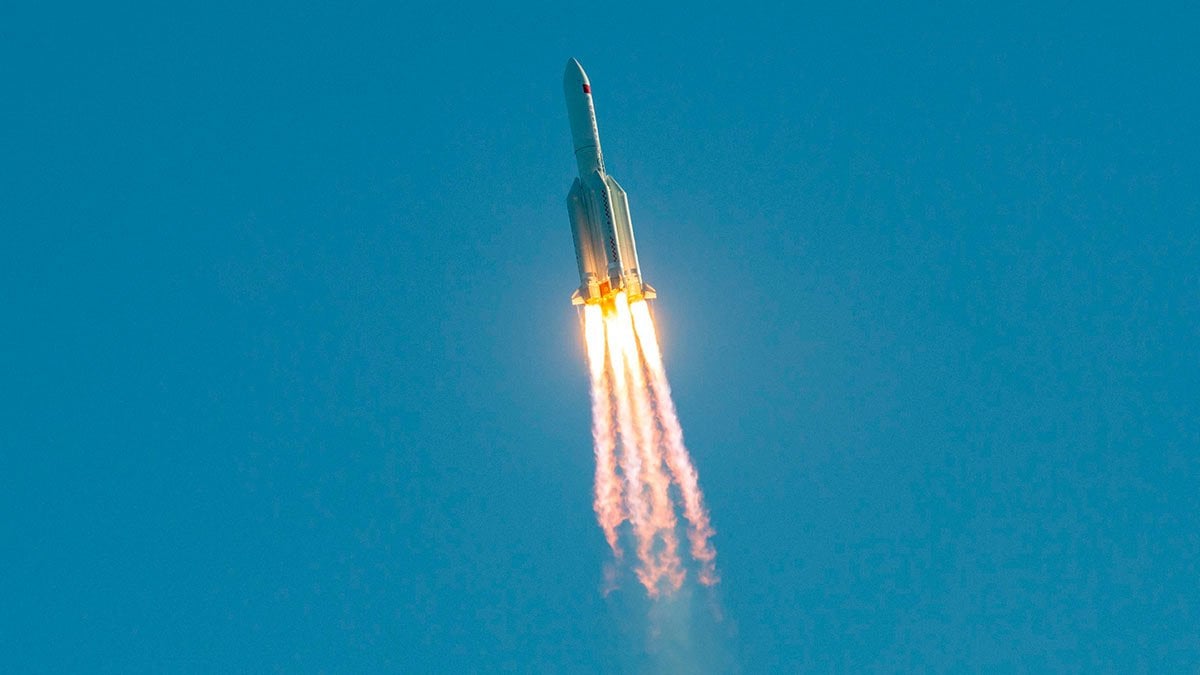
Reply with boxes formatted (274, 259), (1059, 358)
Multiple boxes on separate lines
(581, 293), (718, 598)
(602, 566), (739, 674)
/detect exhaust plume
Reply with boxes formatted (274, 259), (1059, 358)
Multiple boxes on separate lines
(581, 294), (718, 596)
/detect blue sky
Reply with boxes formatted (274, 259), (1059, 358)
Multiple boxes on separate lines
(4, 2), (1198, 671)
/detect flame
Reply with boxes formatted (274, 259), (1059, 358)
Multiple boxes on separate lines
(630, 299), (719, 586)
(603, 294), (656, 591)
(581, 293), (718, 596)
(583, 304), (622, 561)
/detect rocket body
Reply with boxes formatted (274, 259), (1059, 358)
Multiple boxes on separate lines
(564, 58), (655, 307)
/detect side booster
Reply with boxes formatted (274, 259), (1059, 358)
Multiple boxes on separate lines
(564, 58), (656, 307)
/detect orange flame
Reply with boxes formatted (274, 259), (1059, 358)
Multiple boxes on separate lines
(630, 299), (719, 586)
(583, 305), (622, 561)
(604, 295), (657, 592)
(614, 298), (685, 594)
(580, 293), (718, 596)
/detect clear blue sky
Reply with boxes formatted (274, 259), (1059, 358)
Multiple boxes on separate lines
(4, 2), (1197, 671)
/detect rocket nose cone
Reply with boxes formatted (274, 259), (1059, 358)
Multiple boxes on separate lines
(564, 58), (589, 90)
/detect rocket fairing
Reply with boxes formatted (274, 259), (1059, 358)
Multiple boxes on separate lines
(563, 58), (656, 307)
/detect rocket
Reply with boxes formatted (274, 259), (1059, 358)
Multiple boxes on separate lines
(563, 58), (656, 307)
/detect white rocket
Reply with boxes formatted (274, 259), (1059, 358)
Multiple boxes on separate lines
(564, 58), (656, 307)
